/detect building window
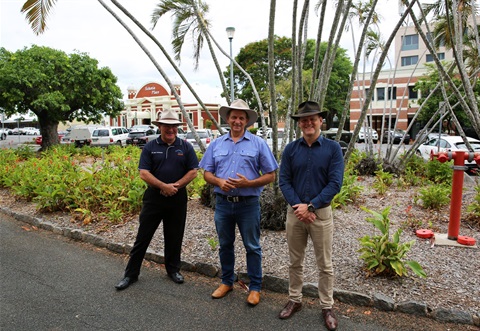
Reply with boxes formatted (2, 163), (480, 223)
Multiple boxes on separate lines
(387, 87), (397, 100)
(401, 55), (418, 66)
(377, 87), (385, 101)
(408, 86), (418, 99)
(365, 88), (374, 101)
(426, 52), (445, 62)
(401, 34), (419, 51)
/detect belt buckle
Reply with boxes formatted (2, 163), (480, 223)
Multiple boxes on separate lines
(227, 196), (240, 203)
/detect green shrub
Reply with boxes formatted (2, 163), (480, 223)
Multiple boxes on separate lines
(417, 185), (450, 210)
(332, 171), (363, 208)
(358, 206), (427, 278)
(372, 169), (394, 195)
(425, 159), (453, 185)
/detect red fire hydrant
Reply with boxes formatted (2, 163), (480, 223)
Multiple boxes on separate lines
(433, 150), (480, 241)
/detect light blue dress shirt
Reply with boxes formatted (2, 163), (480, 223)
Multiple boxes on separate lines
(199, 130), (279, 197)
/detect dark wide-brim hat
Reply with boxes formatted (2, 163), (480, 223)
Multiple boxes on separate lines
(219, 99), (258, 128)
(290, 100), (328, 119)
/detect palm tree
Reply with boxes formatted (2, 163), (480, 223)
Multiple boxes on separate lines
(413, 1), (480, 137)
(151, 0), (231, 105)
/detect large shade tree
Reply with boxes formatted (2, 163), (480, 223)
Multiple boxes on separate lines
(0, 46), (124, 149)
(229, 37), (351, 125)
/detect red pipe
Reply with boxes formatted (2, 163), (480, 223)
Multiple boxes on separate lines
(447, 151), (465, 240)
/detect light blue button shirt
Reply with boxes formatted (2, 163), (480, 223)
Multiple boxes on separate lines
(199, 131), (279, 196)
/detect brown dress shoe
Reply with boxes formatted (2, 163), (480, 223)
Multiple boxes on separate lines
(211, 284), (233, 299)
(279, 300), (302, 319)
(322, 308), (338, 331)
(246, 290), (260, 306)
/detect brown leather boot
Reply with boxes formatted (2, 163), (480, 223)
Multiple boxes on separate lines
(211, 284), (233, 299)
(246, 290), (260, 306)
(278, 300), (302, 319)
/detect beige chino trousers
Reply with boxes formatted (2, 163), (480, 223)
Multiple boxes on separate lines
(285, 205), (334, 309)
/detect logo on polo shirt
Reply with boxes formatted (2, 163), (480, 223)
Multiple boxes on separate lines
(175, 149), (184, 156)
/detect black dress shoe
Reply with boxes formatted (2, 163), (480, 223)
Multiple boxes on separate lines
(168, 272), (184, 284)
(115, 276), (138, 290)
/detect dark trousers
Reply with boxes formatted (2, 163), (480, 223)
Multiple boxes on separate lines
(124, 187), (187, 278)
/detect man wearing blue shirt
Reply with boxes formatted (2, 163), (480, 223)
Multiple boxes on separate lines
(199, 99), (278, 306)
(115, 109), (198, 290)
(278, 101), (344, 331)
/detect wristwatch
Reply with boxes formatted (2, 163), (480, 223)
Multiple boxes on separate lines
(307, 203), (315, 213)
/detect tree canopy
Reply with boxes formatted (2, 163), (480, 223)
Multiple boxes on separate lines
(227, 37), (352, 125)
(0, 45), (124, 149)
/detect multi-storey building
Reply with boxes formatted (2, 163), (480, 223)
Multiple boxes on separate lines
(349, 21), (454, 139)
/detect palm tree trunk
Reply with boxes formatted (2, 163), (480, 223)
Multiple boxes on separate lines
(344, 0), (416, 161)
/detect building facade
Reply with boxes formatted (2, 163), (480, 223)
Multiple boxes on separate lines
(349, 21), (454, 138)
(107, 82), (222, 132)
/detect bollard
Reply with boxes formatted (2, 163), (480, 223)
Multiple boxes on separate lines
(434, 151), (480, 240)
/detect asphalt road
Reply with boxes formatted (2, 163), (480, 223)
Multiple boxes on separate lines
(1, 214), (476, 331)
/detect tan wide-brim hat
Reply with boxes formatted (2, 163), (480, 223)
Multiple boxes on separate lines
(219, 99), (258, 128)
(152, 108), (184, 126)
(290, 100), (328, 119)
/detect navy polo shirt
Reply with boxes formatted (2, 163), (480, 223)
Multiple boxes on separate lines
(139, 136), (198, 184)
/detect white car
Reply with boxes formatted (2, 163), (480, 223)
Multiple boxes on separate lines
(0, 128), (8, 140)
(90, 126), (130, 147)
(357, 127), (378, 143)
(416, 136), (480, 173)
(22, 127), (40, 135)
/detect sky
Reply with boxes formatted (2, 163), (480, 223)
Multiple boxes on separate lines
(1, 0), (412, 105)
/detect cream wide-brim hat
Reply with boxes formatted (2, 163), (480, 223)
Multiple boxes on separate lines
(219, 99), (258, 128)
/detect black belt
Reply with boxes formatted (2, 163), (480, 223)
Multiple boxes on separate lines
(217, 194), (257, 203)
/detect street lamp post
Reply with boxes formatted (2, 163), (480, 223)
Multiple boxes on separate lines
(226, 27), (235, 103)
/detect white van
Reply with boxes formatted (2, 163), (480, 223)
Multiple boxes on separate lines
(69, 125), (102, 147)
(90, 126), (129, 147)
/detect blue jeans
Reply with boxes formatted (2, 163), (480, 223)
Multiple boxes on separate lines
(214, 195), (262, 292)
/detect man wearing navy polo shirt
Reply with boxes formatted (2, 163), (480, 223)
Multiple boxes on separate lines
(199, 99), (278, 306)
(115, 109), (198, 290)
(278, 101), (344, 331)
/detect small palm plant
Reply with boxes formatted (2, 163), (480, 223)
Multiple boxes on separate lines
(358, 206), (427, 278)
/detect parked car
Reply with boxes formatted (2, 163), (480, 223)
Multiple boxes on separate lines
(126, 128), (159, 148)
(90, 126), (130, 147)
(320, 128), (352, 155)
(129, 124), (155, 132)
(35, 131), (68, 145)
(22, 127), (40, 135)
(415, 131), (449, 144)
(177, 127), (187, 140)
(185, 129), (214, 150)
(264, 128), (296, 150)
(357, 127), (378, 143)
(60, 132), (72, 145)
(10, 128), (22, 135)
(69, 125), (102, 147)
(382, 129), (410, 144)
(256, 127), (272, 137)
(416, 136), (480, 174)
(0, 128), (8, 140)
